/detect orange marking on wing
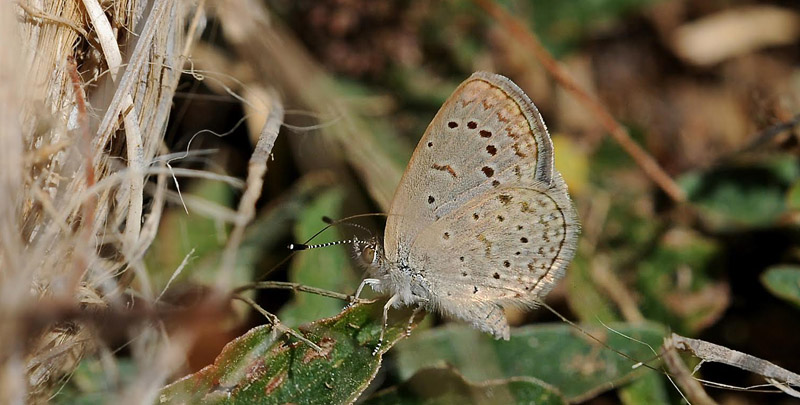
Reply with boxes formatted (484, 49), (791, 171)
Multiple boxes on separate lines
(432, 163), (458, 177)
(512, 143), (527, 157)
(496, 110), (510, 123)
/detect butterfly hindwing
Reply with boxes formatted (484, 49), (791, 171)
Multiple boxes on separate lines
(408, 182), (577, 334)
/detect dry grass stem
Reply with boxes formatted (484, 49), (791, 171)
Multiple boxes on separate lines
(216, 97), (285, 290)
(590, 255), (645, 323)
(661, 336), (722, 405)
(4, 0), (202, 398)
(671, 333), (800, 388)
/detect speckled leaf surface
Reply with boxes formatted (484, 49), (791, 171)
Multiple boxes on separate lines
(159, 302), (413, 404)
(394, 322), (666, 403)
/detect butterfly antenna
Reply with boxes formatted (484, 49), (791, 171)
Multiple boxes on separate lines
(256, 213), (388, 281)
(287, 239), (362, 251)
(322, 215), (375, 239)
(294, 212), (387, 247)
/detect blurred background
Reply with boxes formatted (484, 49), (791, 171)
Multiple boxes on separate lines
(43, 0), (800, 403)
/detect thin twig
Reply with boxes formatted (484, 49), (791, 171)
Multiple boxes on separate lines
(134, 158), (168, 260)
(590, 255), (644, 323)
(661, 336), (722, 405)
(157, 188), (239, 223)
(233, 281), (374, 304)
(539, 302), (661, 371)
(216, 96), (284, 289)
(738, 113), (800, 153)
(671, 333), (800, 387)
(473, 0), (687, 203)
(232, 295), (322, 352)
(57, 167), (244, 222)
(181, 0), (207, 58)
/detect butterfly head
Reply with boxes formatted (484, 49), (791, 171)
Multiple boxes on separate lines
(353, 236), (386, 271)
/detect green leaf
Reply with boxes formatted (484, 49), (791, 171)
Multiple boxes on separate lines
(565, 255), (619, 323)
(394, 322), (666, 403)
(238, 174), (336, 278)
(786, 179), (800, 211)
(279, 187), (360, 327)
(761, 265), (800, 308)
(53, 358), (138, 404)
(637, 228), (725, 334)
(363, 367), (566, 405)
(159, 301), (414, 404)
(617, 371), (669, 405)
(146, 180), (234, 287)
(600, 186), (663, 265)
(679, 156), (799, 230)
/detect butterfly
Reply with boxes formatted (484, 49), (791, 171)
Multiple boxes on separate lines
(351, 72), (580, 352)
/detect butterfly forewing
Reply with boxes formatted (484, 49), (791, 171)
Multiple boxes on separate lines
(384, 72), (557, 262)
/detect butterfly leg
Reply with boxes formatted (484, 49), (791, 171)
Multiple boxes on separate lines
(373, 294), (400, 356)
(346, 278), (381, 308)
(406, 304), (425, 337)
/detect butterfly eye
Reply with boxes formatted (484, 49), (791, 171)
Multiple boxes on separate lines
(360, 245), (376, 266)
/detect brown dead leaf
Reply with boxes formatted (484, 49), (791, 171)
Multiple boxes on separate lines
(672, 6), (800, 66)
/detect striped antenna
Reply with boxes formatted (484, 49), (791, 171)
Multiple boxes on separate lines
(287, 239), (367, 251)
(322, 216), (374, 239)
(257, 214), (387, 282)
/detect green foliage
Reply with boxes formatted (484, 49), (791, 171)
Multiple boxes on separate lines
(617, 371), (670, 405)
(761, 265), (800, 308)
(145, 177), (332, 293)
(158, 302), (414, 405)
(637, 229), (724, 334)
(679, 156), (800, 231)
(54, 358), (138, 404)
(394, 322), (667, 403)
(146, 180), (234, 287)
(565, 255), (619, 323)
(279, 187), (360, 327)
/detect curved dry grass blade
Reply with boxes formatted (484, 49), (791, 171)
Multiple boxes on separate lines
(216, 96), (284, 289)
